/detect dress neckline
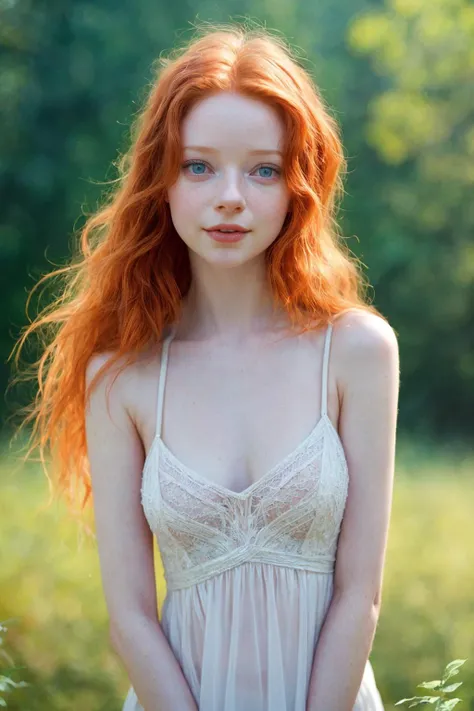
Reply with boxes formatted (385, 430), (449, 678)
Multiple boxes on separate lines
(155, 410), (346, 499)
(146, 321), (345, 499)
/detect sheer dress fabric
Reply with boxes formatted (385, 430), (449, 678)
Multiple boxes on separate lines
(122, 323), (385, 711)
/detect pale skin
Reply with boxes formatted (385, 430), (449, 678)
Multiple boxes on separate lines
(85, 91), (400, 710)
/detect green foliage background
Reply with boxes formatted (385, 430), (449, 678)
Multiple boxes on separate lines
(1, 0), (473, 708)
(1, 0), (473, 439)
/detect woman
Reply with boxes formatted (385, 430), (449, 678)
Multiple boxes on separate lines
(12, 23), (399, 711)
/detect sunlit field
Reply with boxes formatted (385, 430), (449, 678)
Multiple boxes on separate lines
(1, 433), (473, 710)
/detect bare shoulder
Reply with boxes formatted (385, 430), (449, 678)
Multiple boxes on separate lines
(331, 308), (399, 394)
(85, 350), (139, 404)
(85, 346), (159, 422)
(84, 349), (147, 496)
(327, 310), (400, 602)
(332, 308), (399, 355)
(84, 348), (161, 632)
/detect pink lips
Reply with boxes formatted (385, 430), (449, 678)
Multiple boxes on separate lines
(206, 229), (247, 243)
(204, 224), (250, 244)
(206, 223), (249, 232)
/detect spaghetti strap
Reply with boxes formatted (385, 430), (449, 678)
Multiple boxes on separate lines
(154, 325), (177, 441)
(320, 323), (333, 418)
(155, 322), (333, 437)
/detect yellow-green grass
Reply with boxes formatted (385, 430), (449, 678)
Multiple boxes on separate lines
(0, 433), (473, 709)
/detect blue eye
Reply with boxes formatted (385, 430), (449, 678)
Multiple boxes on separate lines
(256, 166), (276, 179)
(185, 161), (207, 175)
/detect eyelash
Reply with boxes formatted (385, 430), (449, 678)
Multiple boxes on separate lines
(182, 159), (281, 179)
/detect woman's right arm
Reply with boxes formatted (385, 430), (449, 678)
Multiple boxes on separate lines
(85, 353), (198, 711)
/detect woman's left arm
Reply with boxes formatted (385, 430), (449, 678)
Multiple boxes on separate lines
(306, 311), (400, 711)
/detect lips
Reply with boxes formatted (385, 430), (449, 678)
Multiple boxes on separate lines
(205, 228), (248, 243)
(205, 225), (250, 232)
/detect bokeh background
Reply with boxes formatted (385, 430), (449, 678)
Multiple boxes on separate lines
(1, 1), (473, 709)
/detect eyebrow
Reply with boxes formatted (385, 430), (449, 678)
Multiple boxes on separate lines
(183, 145), (283, 156)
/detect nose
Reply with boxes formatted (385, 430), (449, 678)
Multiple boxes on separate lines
(214, 170), (246, 212)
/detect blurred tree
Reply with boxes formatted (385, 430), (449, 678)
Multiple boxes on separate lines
(348, 0), (474, 436)
(1, 0), (184, 425)
(1, 0), (472, 440)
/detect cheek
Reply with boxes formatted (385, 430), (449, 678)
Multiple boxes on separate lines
(168, 183), (202, 225)
(256, 188), (290, 225)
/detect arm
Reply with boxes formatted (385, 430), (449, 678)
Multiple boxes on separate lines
(85, 353), (198, 711)
(306, 311), (400, 711)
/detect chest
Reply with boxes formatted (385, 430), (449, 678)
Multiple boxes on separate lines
(135, 332), (340, 494)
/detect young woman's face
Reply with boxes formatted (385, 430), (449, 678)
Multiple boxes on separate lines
(166, 91), (291, 267)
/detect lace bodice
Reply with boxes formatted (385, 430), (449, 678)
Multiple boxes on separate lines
(140, 323), (349, 592)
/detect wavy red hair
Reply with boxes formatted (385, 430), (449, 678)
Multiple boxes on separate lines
(8, 22), (386, 523)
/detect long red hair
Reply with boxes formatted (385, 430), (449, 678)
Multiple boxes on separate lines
(8, 22), (385, 520)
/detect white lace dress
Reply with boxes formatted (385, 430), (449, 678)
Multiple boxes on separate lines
(122, 323), (385, 711)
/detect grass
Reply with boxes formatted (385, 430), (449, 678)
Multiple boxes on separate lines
(0, 431), (473, 709)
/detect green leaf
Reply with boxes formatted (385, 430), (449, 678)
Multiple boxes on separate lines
(441, 683), (463, 693)
(442, 660), (467, 683)
(418, 680), (443, 690)
(395, 695), (441, 706)
(436, 700), (462, 710)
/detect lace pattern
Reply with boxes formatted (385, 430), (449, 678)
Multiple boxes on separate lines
(141, 413), (349, 591)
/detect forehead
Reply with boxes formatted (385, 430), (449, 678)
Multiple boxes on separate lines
(181, 92), (285, 153)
